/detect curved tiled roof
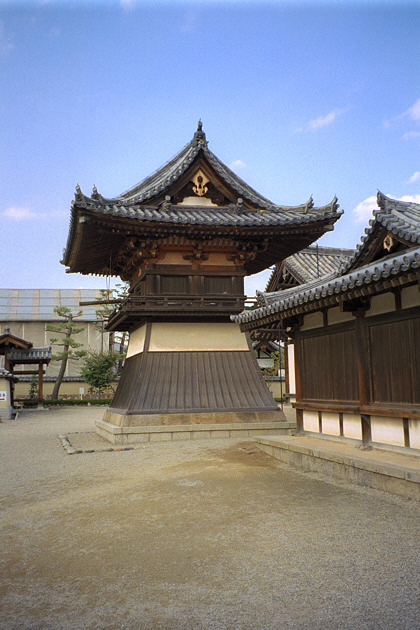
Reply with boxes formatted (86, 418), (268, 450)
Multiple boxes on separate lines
(265, 246), (354, 290)
(233, 246), (420, 324)
(87, 123), (294, 211)
(62, 123), (343, 275)
(341, 191), (420, 273)
(71, 122), (340, 223)
(8, 346), (52, 363)
(69, 198), (340, 229)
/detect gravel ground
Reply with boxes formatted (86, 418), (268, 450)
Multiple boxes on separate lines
(1, 407), (419, 630)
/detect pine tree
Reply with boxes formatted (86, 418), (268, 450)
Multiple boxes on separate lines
(47, 307), (87, 399)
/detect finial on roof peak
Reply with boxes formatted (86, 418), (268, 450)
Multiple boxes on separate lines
(192, 119), (207, 147)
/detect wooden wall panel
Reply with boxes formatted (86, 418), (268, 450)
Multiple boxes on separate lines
(299, 329), (358, 402)
(368, 315), (420, 404)
(203, 276), (232, 295)
(160, 275), (190, 294)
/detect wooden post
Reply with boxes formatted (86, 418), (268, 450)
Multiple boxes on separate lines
(354, 314), (371, 446)
(294, 336), (304, 432)
(284, 339), (290, 396)
(38, 363), (43, 406)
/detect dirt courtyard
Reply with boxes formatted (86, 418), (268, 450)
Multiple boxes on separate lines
(1, 408), (419, 629)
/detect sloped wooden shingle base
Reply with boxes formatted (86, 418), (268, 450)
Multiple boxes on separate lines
(99, 348), (283, 442)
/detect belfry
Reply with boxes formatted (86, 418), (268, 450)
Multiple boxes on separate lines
(62, 123), (342, 442)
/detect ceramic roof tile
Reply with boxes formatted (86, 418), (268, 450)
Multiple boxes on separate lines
(341, 192), (420, 273)
(233, 245), (420, 324)
(265, 246), (355, 290)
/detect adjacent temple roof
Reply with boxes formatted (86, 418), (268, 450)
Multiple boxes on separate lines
(8, 346), (52, 365)
(342, 192), (420, 273)
(0, 289), (104, 322)
(62, 122), (342, 277)
(264, 245), (355, 292)
(233, 193), (420, 327)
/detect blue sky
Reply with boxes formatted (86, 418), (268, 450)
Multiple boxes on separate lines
(1, 0), (419, 296)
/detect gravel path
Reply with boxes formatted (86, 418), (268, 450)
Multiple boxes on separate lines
(1, 408), (419, 629)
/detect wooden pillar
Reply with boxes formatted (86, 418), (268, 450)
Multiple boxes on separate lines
(294, 336), (303, 433)
(354, 314), (371, 446)
(284, 339), (289, 396)
(38, 363), (43, 406)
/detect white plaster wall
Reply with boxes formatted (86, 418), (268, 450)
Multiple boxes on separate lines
(149, 322), (249, 352)
(401, 285), (420, 310)
(0, 376), (11, 408)
(322, 412), (340, 436)
(303, 410), (319, 432)
(343, 413), (362, 440)
(266, 380), (284, 399)
(367, 293), (395, 317)
(287, 344), (296, 395)
(176, 196), (218, 207)
(300, 312), (323, 331)
(371, 415), (405, 446)
(327, 307), (354, 325)
(126, 325), (146, 358)
(409, 419), (420, 450)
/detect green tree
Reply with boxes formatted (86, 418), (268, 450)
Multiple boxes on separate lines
(29, 376), (38, 400)
(261, 348), (284, 380)
(47, 307), (87, 399)
(95, 283), (129, 369)
(80, 351), (121, 397)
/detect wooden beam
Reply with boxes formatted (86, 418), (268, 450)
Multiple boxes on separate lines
(14, 370), (45, 375)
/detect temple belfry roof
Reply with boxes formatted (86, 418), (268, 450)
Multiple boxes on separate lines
(62, 122), (343, 277)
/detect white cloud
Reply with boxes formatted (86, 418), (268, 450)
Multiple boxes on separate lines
(403, 130), (420, 141)
(2, 207), (67, 221)
(308, 108), (346, 131)
(406, 171), (420, 184)
(386, 98), (420, 140)
(398, 194), (420, 204)
(294, 108), (346, 133)
(180, 8), (201, 33)
(353, 193), (420, 224)
(352, 196), (378, 224)
(0, 19), (15, 57)
(401, 98), (420, 122)
(229, 159), (246, 170)
(120, 0), (135, 12)
(3, 207), (38, 221)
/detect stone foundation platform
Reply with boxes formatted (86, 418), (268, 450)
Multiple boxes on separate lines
(96, 418), (296, 445)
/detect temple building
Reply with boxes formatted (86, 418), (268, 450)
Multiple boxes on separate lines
(234, 193), (420, 451)
(264, 246), (354, 294)
(254, 246), (355, 402)
(62, 122), (342, 443)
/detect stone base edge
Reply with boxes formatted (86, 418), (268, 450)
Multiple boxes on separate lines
(103, 409), (283, 427)
(254, 437), (420, 500)
(96, 419), (296, 445)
